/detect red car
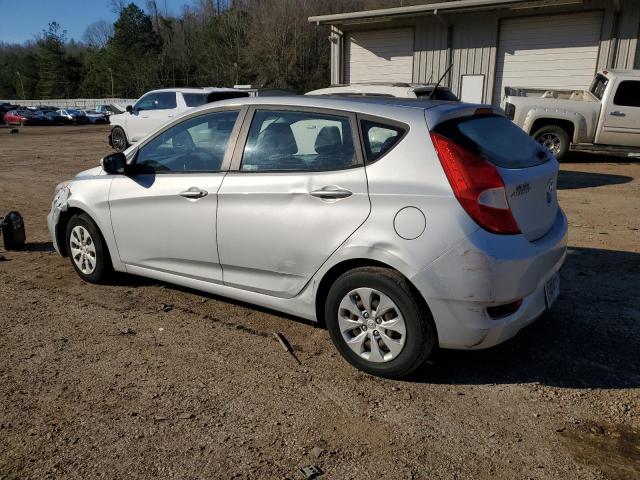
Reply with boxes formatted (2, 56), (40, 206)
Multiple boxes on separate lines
(3, 109), (38, 126)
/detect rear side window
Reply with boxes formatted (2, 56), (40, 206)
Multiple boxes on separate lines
(183, 93), (209, 107)
(613, 81), (640, 107)
(361, 120), (406, 162)
(241, 110), (357, 172)
(433, 115), (549, 169)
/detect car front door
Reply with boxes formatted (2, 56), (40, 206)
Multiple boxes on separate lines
(217, 107), (371, 298)
(598, 79), (640, 147)
(108, 108), (243, 282)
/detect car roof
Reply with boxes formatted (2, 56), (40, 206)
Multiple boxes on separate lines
(186, 95), (495, 126)
(148, 87), (245, 95)
(306, 84), (452, 96)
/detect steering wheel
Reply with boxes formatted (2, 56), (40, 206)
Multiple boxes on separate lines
(182, 148), (221, 171)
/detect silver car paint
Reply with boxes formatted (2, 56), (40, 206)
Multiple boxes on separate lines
(49, 95), (567, 350)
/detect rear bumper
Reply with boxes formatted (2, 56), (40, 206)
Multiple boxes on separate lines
(412, 209), (568, 349)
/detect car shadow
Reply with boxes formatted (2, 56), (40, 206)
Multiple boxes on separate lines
(409, 246), (640, 389)
(557, 170), (633, 190)
(12, 241), (56, 252)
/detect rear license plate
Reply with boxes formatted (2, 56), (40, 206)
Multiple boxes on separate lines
(544, 271), (560, 309)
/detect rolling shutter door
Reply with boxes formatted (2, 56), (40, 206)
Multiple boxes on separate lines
(345, 29), (414, 84)
(494, 11), (603, 104)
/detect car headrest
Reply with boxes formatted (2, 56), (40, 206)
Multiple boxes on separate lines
(314, 126), (343, 154)
(257, 123), (298, 156)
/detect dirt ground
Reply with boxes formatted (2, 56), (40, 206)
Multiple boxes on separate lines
(0, 125), (638, 480)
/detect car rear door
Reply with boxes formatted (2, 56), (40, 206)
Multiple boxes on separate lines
(598, 79), (640, 147)
(216, 106), (370, 298)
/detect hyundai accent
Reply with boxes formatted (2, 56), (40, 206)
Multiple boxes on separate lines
(48, 96), (567, 378)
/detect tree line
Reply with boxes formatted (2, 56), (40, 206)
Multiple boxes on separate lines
(0, 0), (405, 100)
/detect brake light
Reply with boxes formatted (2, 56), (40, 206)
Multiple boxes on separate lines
(430, 132), (520, 234)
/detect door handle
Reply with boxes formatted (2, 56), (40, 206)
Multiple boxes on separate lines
(610, 111), (626, 117)
(179, 187), (208, 199)
(310, 186), (353, 199)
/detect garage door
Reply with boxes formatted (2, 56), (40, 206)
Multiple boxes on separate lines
(345, 29), (414, 84)
(494, 11), (603, 104)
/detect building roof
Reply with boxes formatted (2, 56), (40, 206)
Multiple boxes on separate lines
(308, 0), (558, 25)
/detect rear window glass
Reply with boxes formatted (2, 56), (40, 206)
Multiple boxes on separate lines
(433, 115), (549, 169)
(183, 93), (209, 107)
(613, 81), (640, 107)
(361, 120), (406, 162)
(590, 74), (608, 100)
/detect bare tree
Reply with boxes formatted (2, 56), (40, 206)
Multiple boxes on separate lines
(83, 21), (114, 48)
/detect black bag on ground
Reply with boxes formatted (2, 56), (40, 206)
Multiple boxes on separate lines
(0, 211), (26, 250)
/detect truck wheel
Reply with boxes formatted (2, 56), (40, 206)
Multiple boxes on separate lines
(533, 125), (570, 160)
(111, 126), (129, 152)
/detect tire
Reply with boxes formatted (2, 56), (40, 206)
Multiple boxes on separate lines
(65, 213), (112, 284)
(324, 267), (436, 378)
(111, 126), (129, 152)
(532, 125), (570, 160)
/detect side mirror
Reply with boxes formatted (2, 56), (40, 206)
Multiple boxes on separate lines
(126, 105), (133, 114)
(101, 152), (127, 174)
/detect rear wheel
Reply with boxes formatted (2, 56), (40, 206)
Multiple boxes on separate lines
(65, 213), (112, 284)
(111, 126), (129, 152)
(533, 125), (570, 160)
(325, 267), (436, 378)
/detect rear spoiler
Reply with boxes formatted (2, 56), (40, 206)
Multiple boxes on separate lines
(424, 103), (503, 130)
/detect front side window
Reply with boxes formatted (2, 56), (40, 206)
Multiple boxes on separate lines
(361, 120), (406, 162)
(134, 93), (158, 112)
(613, 80), (640, 107)
(134, 110), (239, 173)
(241, 110), (356, 172)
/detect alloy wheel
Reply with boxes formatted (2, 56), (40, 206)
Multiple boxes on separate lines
(69, 226), (97, 274)
(337, 287), (407, 363)
(537, 132), (561, 155)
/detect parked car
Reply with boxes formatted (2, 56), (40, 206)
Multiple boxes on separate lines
(83, 110), (109, 124)
(43, 110), (69, 125)
(48, 96), (567, 378)
(504, 69), (640, 159)
(55, 109), (90, 125)
(3, 109), (40, 126)
(0, 103), (20, 124)
(108, 87), (250, 151)
(95, 104), (123, 116)
(306, 83), (459, 101)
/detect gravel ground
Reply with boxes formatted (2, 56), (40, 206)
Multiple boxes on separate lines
(0, 125), (638, 479)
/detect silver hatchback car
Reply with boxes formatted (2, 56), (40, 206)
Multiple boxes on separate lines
(48, 96), (567, 378)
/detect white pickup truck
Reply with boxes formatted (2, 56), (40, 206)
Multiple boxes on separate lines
(503, 69), (640, 159)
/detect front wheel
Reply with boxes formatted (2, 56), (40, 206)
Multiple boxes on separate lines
(533, 125), (570, 160)
(111, 126), (129, 152)
(65, 213), (112, 284)
(325, 267), (436, 378)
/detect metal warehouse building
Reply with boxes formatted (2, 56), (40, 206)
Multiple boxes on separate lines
(309, 0), (640, 105)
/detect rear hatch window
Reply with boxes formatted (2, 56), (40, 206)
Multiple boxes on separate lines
(433, 115), (549, 169)
(432, 113), (559, 241)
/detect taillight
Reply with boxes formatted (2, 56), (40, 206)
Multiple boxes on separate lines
(430, 131), (520, 235)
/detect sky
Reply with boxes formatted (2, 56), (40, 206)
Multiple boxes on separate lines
(0, 0), (187, 44)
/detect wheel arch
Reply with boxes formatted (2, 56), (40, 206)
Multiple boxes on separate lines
(530, 117), (576, 142)
(314, 258), (432, 329)
(56, 207), (114, 265)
